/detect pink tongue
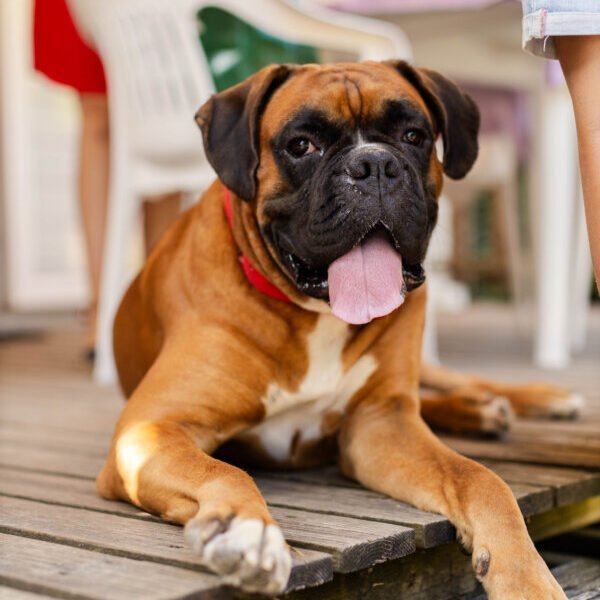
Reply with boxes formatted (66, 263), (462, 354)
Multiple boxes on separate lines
(328, 230), (405, 325)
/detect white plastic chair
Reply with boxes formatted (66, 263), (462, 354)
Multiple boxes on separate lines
(69, 0), (217, 384)
(69, 0), (412, 384)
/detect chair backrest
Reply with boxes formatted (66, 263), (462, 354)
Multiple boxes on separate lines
(186, 0), (411, 63)
(69, 0), (216, 196)
(77, 1), (213, 140)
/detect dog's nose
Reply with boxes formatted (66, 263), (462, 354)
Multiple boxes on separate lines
(345, 146), (401, 181)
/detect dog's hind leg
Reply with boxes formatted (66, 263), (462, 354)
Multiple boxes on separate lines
(420, 361), (583, 419)
(420, 386), (514, 436)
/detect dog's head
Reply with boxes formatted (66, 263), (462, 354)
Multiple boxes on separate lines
(196, 62), (479, 323)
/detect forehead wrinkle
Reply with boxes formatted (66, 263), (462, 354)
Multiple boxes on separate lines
(261, 64), (435, 137)
(304, 71), (360, 125)
(342, 76), (362, 127)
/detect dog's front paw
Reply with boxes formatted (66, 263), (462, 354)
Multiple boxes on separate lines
(473, 545), (566, 600)
(185, 516), (292, 595)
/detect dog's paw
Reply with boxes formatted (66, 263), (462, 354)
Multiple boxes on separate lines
(474, 545), (566, 600)
(503, 384), (584, 419)
(422, 388), (514, 436)
(185, 516), (291, 595)
(471, 394), (514, 435)
(544, 392), (584, 419)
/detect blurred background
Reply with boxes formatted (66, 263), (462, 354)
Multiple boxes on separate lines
(0, 0), (598, 387)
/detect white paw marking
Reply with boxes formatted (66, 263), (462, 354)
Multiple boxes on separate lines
(480, 395), (514, 433)
(548, 393), (585, 418)
(185, 517), (291, 595)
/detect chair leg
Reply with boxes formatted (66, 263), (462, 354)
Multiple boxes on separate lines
(94, 180), (139, 385)
(533, 87), (578, 369)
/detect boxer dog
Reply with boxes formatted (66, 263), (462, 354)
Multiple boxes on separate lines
(98, 61), (576, 597)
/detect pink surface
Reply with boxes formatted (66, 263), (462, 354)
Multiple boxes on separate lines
(328, 230), (405, 325)
(326, 0), (504, 14)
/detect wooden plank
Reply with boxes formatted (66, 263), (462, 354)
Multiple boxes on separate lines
(264, 506), (414, 574)
(0, 423), (558, 520)
(257, 468), (554, 518)
(528, 496), (600, 542)
(0, 377), (120, 423)
(0, 496), (332, 591)
(0, 421), (111, 455)
(0, 442), (103, 479)
(551, 559), (600, 600)
(512, 419), (600, 440)
(0, 532), (224, 600)
(482, 460), (600, 506)
(4, 421), (550, 513)
(0, 424), (570, 520)
(254, 477), (455, 549)
(473, 559), (600, 600)
(0, 445), (451, 551)
(0, 587), (53, 600)
(442, 435), (600, 469)
(0, 445), (554, 547)
(0, 468), (415, 575)
(508, 482), (554, 516)
(0, 467), (154, 520)
(287, 542), (481, 600)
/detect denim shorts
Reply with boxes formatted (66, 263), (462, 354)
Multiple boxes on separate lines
(522, 1), (600, 59)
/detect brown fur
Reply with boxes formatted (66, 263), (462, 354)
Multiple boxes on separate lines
(99, 63), (567, 598)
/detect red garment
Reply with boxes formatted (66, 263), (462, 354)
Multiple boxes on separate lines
(222, 187), (290, 303)
(33, 0), (107, 94)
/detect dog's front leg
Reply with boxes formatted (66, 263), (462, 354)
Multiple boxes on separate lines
(339, 398), (565, 599)
(97, 343), (291, 594)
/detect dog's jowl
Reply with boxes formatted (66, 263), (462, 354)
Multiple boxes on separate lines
(98, 62), (568, 598)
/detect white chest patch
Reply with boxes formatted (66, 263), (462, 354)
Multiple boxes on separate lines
(240, 314), (377, 461)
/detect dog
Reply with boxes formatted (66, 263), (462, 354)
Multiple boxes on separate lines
(98, 61), (575, 598)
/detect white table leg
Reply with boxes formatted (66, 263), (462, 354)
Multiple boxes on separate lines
(570, 175), (593, 353)
(533, 87), (578, 369)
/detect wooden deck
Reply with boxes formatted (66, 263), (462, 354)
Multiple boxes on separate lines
(1, 304), (599, 599)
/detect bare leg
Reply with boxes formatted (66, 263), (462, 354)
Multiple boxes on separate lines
(143, 192), (182, 254)
(78, 93), (110, 352)
(556, 35), (600, 288)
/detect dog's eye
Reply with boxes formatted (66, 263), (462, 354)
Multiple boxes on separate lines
(287, 137), (318, 158)
(402, 130), (425, 146)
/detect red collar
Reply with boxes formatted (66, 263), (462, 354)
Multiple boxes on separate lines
(222, 187), (290, 303)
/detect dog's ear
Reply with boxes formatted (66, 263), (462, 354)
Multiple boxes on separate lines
(386, 60), (480, 180)
(195, 65), (293, 201)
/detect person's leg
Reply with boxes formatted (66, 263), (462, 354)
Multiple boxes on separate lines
(555, 35), (600, 288)
(143, 193), (182, 254)
(78, 93), (110, 352)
